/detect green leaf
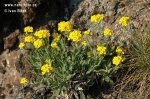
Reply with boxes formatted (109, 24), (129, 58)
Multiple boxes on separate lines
(66, 74), (75, 80)
(107, 68), (113, 74)
(86, 68), (94, 75)
(104, 76), (110, 83)
(42, 78), (49, 86)
(79, 90), (86, 99)
(94, 69), (107, 75)
(109, 79), (114, 85)
(52, 89), (61, 99)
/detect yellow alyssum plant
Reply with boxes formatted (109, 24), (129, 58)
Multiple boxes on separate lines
(119, 16), (130, 27)
(81, 40), (87, 46)
(58, 21), (73, 32)
(41, 63), (53, 75)
(104, 28), (113, 37)
(19, 42), (25, 48)
(33, 39), (44, 49)
(116, 47), (125, 55)
(53, 33), (61, 42)
(20, 77), (28, 85)
(24, 35), (35, 43)
(112, 56), (123, 66)
(90, 14), (104, 23)
(68, 30), (82, 42)
(97, 45), (106, 55)
(84, 29), (93, 35)
(51, 42), (58, 49)
(34, 30), (50, 38)
(20, 14), (130, 98)
(24, 26), (33, 33)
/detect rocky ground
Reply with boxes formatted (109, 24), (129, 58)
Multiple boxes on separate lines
(0, 0), (150, 99)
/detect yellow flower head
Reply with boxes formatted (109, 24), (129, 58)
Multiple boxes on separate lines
(53, 33), (61, 42)
(68, 30), (82, 42)
(33, 39), (44, 49)
(24, 26), (33, 33)
(104, 28), (112, 37)
(112, 56), (123, 66)
(90, 14), (104, 23)
(97, 45), (106, 55)
(119, 17), (130, 27)
(51, 42), (58, 49)
(58, 21), (73, 32)
(20, 77), (28, 85)
(81, 40), (87, 46)
(84, 29), (93, 35)
(24, 35), (35, 43)
(19, 42), (25, 48)
(116, 47), (125, 55)
(87, 52), (91, 58)
(34, 30), (50, 38)
(41, 63), (53, 75)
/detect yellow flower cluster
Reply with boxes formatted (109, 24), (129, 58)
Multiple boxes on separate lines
(84, 29), (93, 35)
(20, 77), (28, 85)
(24, 35), (35, 43)
(104, 28), (112, 37)
(58, 21), (73, 32)
(24, 26), (33, 33)
(33, 39), (44, 49)
(68, 30), (82, 42)
(51, 42), (58, 49)
(97, 45), (106, 55)
(34, 30), (50, 38)
(53, 33), (61, 42)
(119, 17), (130, 27)
(51, 33), (61, 49)
(112, 56), (123, 66)
(81, 40), (87, 46)
(21, 26), (52, 49)
(41, 63), (53, 75)
(90, 14), (104, 23)
(19, 42), (25, 48)
(116, 47), (124, 55)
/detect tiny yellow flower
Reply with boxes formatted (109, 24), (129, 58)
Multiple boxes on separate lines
(19, 42), (25, 48)
(24, 35), (35, 43)
(20, 77), (28, 85)
(53, 33), (61, 42)
(119, 17), (130, 27)
(104, 28), (112, 37)
(97, 45), (106, 55)
(24, 26), (33, 33)
(116, 47), (125, 55)
(41, 63), (53, 75)
(58, 21), (73, 32)
(68, 30), (82, 42)
(81, 40), (87, 46)
(33, 39), (44, 49)
(51, 42), (58, 49)
(90, 14), (104, 23)
(34, 30), (50, 38)
(112, 56), (123, 66)
(84, 29), (93, 35)
(87, 52), (91, 58)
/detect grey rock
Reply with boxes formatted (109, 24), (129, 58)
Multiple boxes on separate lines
(3, 30), (20, 50)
